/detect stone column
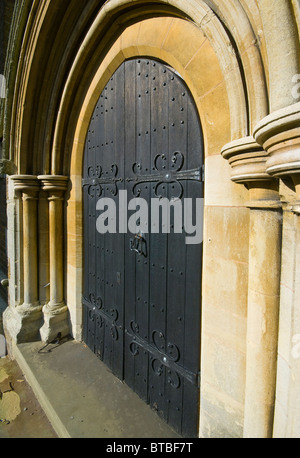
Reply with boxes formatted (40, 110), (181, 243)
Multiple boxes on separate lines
(243, 181), (282, 438)
(254, 103), (300, 437)
(272, 175), (300, 438)
(4, 175), (43, 342)
(258, 0), (299, 112)
(222, 138), (282, 437)
(287, 176), (300, 437)
(38, 175), (69, 343)
(38, 190), (50, 305)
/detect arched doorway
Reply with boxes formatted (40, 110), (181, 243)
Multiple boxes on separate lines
(82, 58), (204, 437)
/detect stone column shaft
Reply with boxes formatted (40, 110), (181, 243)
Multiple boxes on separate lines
(38, 175), (69, 343)
(272, 174), (300, 437)
(222, 139), (282, 437)
(22, 189), (39, 306)
(48, 191), (65, 306)
(243, 182), (282, 438)
(38, 191), (50, 305)
(4, 175), (42, 343)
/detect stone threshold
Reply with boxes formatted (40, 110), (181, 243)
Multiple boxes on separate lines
(12, 339), (180, 439)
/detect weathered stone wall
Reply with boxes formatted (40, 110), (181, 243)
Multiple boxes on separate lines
(0, 177), (8, 315)
(0, 0), (17, 321)
(0, 0), (15, 74)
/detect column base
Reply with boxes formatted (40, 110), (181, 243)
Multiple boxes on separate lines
(40, 303), (70, 343)
(3, 304), (43, 345)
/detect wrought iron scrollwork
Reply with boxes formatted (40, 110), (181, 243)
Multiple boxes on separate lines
(126, 321), (199, 387)
(127, 152), (202, 200)
(83, 294), (120, 341)
(151, 330), (181, 388)
(83, 153), (202, 200)
(152, 330), (180, 362)
(127, 322), (182, 389)
(89, 293), (103, 310)
(82, 164), (123, 197)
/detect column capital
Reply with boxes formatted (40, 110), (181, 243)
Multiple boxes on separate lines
(221, 136), (271, 184)
(38, 175), (69, 194)
(10, 175), (40, 195)
(253, 102), (300, 178)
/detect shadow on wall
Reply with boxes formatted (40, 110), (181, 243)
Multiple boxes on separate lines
(0, 176), (8, 336)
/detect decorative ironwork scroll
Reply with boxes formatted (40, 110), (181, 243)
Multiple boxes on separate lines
(127, 152), (203, 199)
(126, 321), (199, 388)
(82, 164), (123, 197)
(83, 293), (119, 341)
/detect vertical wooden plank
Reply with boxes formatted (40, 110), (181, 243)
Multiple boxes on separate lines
(124, 59), (138, 391)
(111, 64), (125, 380)
(148, 60), (169, 419)
(105, 71), (125, 377)
(94, 96), (105, 362)
(164, 69), (188, 433)
(131, 58), (151, 401)
(101, 77), (113, 370)
(89, 113), (97, 354)
(181, 92), (203, 438)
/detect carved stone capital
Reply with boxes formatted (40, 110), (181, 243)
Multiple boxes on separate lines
(11, 175), (40, 196)
(38, 175), (69, 195)
(221, 136), (270, 184)
(253, 102), (300, 178)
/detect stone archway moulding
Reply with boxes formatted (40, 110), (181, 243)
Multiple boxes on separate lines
(3, 0), (299, 178)
(53, 0), (267, 175)
(3, 0), (273, 177)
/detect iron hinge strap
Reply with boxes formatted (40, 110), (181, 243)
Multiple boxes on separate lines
(82, 168), (204, 187)
(82, 296), (119, 327)
(127, 164), (204, 199)
(82, 176), (123, 187)
(125, 328), (199, 387)
(126, 166), (204, 185)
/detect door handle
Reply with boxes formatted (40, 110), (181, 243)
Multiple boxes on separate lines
(130, 233), (147, 257)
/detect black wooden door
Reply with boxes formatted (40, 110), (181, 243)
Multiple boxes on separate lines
(83, 58), (203, 437)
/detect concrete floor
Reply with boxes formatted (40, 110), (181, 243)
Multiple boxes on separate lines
(3, 338), (180, 439)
